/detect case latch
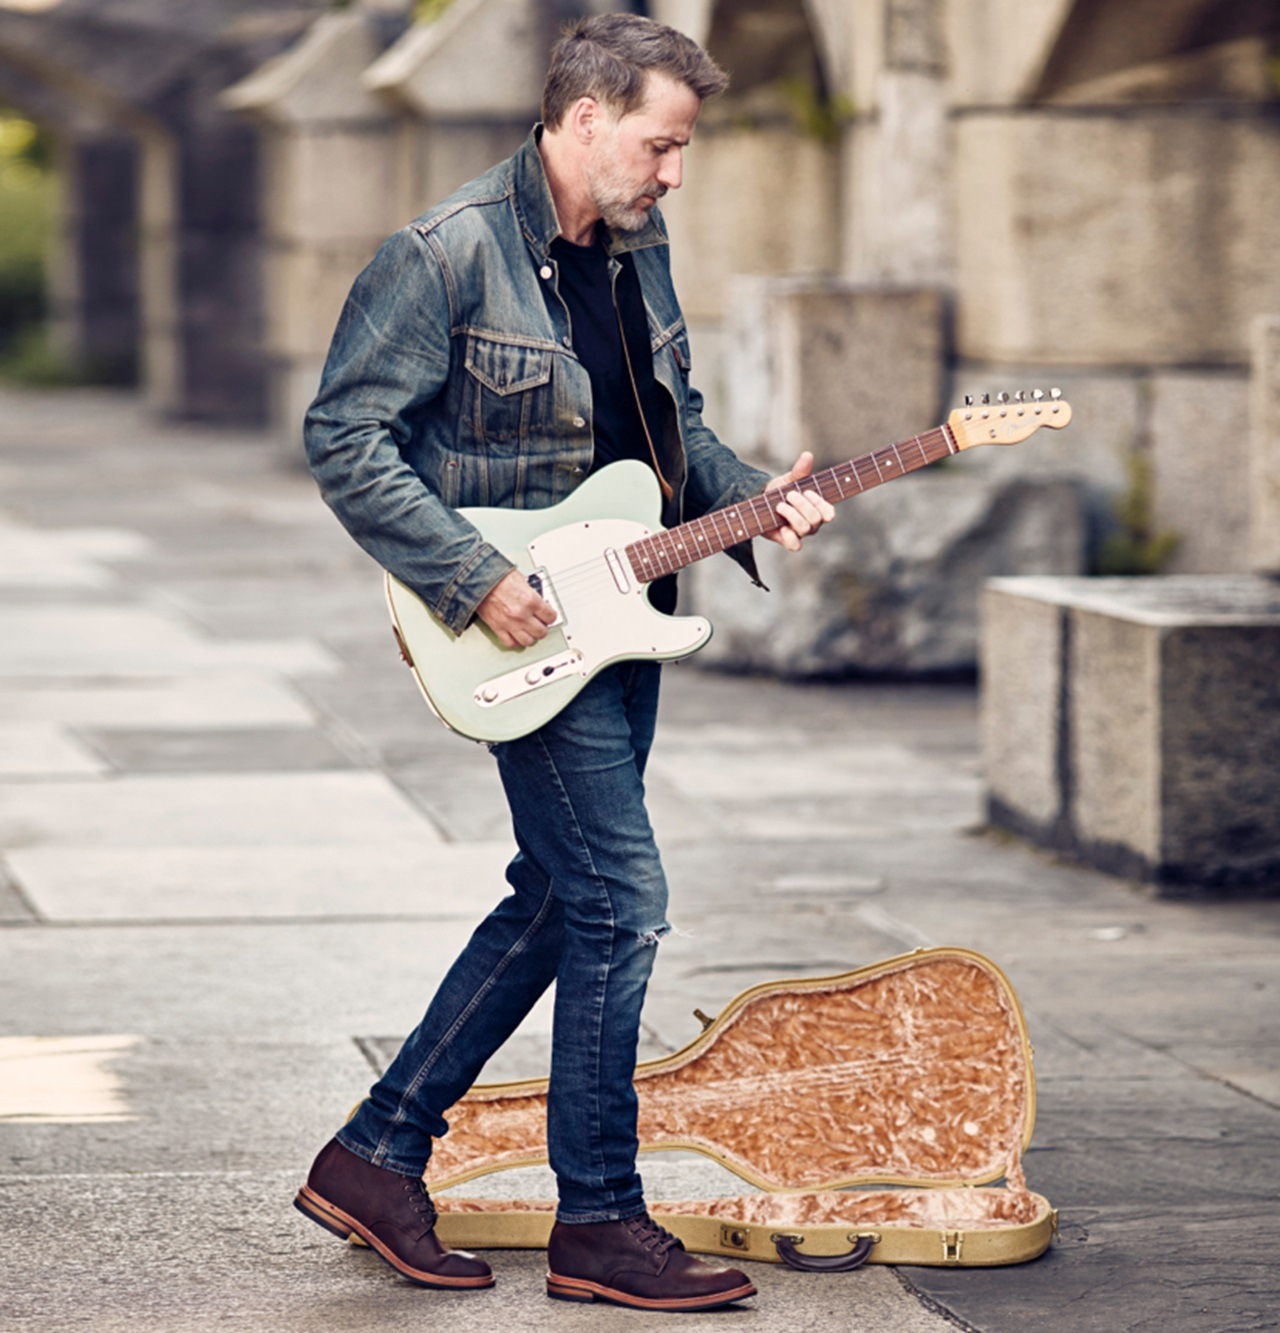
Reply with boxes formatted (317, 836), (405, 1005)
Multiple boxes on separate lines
(719, 1224), (750, 1250)
(941, 1230), (964, 1263)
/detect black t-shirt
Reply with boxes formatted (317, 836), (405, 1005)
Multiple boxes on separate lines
(550, 232), (653, 470)
(550, 230), (676, 612)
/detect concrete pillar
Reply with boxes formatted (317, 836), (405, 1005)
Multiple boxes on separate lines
(1250, 316), (1280, 575)
(222, 10), (402, 441)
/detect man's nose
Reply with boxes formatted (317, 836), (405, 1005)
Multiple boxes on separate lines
(657, 148), (683, 191)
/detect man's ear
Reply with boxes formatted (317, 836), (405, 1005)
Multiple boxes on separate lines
(568, 96), (599, 144)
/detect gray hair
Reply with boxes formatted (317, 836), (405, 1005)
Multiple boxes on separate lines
(541, 13), (729, 129)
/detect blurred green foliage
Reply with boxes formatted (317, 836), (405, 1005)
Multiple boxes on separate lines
(414, 0), (454, 24)
(1095, 452), (1181, 575)
(778, 75), (855, 145)
(0, 112), (56, 372)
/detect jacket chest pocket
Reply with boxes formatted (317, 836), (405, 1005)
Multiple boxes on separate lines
(463, 334), (555, 447)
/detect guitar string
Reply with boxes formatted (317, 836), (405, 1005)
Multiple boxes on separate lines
(534, 430), (953, 596)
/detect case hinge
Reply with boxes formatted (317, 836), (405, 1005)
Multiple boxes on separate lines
(941, 1230), (964, 1264)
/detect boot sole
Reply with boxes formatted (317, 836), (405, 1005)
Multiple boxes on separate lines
(546, 1271), (756, 1310)
(294, 1186), (494, 1289)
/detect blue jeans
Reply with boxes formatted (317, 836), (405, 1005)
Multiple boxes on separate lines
(338, 661), (667, 1223)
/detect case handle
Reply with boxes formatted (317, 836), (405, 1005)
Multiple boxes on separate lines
(772, 1232), (876, 1273)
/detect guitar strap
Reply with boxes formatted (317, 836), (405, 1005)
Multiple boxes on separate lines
(615, 290), (674, 504)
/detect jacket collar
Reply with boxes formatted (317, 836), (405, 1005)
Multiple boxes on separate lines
(512, 125), (668, 259)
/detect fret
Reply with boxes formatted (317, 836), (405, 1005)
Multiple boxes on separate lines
(623, 420), (976, 584)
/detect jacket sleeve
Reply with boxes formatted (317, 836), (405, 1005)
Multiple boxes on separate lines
(303, 227), (515, 635)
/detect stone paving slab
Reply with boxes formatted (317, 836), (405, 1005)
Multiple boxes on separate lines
(0, 673), (317, 728)
(0, 722), (108, 777)
(0, 515), (150, 587)
(0, 605), (338, 677)
(0, 1172), (952, 1333)
(9, 842), (513, 922)
(0, 771), (443, 849)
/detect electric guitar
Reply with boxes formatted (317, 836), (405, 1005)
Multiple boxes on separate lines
(386, 392), (1072, 742)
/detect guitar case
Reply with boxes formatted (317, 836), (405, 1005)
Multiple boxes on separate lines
(426, 947), (1057, 1270)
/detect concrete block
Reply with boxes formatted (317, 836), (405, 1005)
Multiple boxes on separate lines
(724, 277), (946, 474)
(1067, 604), (1162, 864)
(1250, 315), (1280, 574)
(979, 588), (1063, 830)
(402, 119), (531, 222)
(663, 126), (840, 324)
(955, 112), (1280, 366)
(982, 575), (1280, 895)
(261, 127), (400, 244)
(1149, 370), (1251, 574)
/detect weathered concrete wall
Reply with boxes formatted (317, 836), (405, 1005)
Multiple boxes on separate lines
(954, 111), (1280, 369)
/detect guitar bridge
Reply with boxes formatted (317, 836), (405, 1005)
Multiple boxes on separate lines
(525, 567), (564, 627)
(474, 649), (584, 707)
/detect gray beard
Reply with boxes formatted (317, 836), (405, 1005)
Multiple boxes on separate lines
(586, 161), (665, 233)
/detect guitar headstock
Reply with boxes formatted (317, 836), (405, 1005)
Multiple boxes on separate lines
(948, 389), (1072, 450)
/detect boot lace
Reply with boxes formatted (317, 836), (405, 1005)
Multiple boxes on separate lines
(400, 1177), (438, 1229)
(623, 1214), (681, 1258)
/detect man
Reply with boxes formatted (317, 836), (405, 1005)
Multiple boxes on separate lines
(296, 13), (833, 1313)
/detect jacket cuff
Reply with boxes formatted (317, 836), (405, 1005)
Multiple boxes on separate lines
(433, 544), (516, 636)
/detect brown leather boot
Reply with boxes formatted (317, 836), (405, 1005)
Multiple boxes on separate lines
(294, 1138), (493, 1289)
(546, 1213), (756, 1311)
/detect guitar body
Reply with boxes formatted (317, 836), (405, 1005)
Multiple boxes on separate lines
(385, 460), (712, 743)
(386, 395), (1072, 743)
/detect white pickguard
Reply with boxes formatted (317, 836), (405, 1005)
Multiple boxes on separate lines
(385, 463), (712, 743)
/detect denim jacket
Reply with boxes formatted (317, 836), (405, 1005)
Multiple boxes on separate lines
(304, 127), (769, 636)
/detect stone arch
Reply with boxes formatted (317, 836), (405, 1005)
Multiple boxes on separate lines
(0, 2), (329, 421)
(1033, 0), (1280, 102)
(0, 40), (149, 390)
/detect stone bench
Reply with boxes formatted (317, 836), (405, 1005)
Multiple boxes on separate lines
(980, 575), (1280, 896)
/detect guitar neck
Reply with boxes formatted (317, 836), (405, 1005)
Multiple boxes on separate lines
(626, 423), (958, 584)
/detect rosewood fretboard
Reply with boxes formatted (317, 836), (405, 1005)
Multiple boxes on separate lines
(626, 425), (958, 584)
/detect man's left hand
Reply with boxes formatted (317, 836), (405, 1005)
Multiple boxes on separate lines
(763, 451), (835, 551)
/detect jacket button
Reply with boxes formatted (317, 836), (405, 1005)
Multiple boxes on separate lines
(562, 336), (572, 348)
(572, 416), (586, 429)
(539, 265), (553, 280)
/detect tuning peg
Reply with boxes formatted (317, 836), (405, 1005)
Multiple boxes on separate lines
(1015, 390), (1026, 402)
(963, 394), (974, 407)
(1050, 387), (1062, 400)
(980, 392), (991, 405)
(1032, 389), (1045, 402)
(996, 391), (1009, 404)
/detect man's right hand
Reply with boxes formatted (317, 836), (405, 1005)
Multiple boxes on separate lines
(476, 569), (558, 648)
